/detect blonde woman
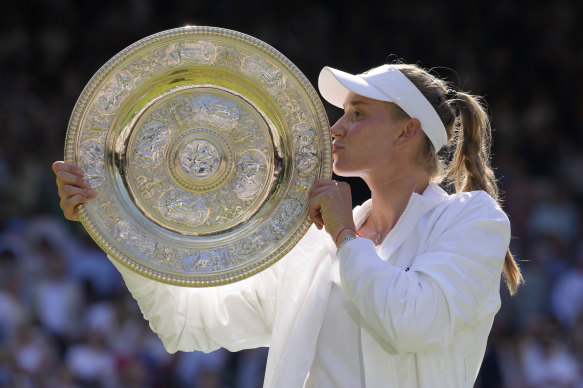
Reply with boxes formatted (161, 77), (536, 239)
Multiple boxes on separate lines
(53, 62), (522, 387)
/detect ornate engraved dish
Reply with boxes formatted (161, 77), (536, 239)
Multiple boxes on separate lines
(65, 26), (331, 286)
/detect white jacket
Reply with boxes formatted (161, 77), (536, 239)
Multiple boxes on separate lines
(111, 183), (510, 387)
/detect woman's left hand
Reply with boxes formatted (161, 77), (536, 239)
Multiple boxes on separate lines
(308, 179), (356, 242)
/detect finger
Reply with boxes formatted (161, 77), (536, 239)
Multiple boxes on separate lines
(66, 212), (80, 222)
(53, 161), (88, 191)
(53, 161), (84, 176)
(308, 180), (339, 200)
(61, 184), (97, 200)
(309, 207), (324, 229)
(309, 200), (327, 230)
(61, 194), (87, 221)
(308, 178), (336, 191)
(308, 189), (323, 228)
(56, 170), (92, 194)
(308, 183), (345, 207)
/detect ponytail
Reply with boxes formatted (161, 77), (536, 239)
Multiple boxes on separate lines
(393, 63), (524, 295)
(447, 93), (524, 295)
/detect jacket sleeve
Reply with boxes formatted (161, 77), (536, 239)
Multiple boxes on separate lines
(337, 192), (510, 354)
(110, 257), (280, 354)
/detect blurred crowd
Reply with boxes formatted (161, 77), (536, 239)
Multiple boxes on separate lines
(1, 0), (582, 387)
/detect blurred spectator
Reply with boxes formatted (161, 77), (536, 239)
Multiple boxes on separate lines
(520, 316), (581, 388)
(0, 244), (28, 345)
(528, 184), (579, 245)
(65, 330), (116, 386)
(512, 240), (553, 329)
(32, 239), (83, 355)
(13, 324), (55, 386)
(551, 244), (583, 328)
(68, 232), (122, 299)
(236, 348), (268, 388)
(0, 281), (27, 345)
(171, 349), (230, 387)
(115, 354), (149, 388)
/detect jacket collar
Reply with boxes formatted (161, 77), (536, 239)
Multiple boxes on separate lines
(353, 182), (447, 227)
(353, 182), (448, 259)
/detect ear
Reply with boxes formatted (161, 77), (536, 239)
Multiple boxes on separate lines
(395, 118), (422, 146)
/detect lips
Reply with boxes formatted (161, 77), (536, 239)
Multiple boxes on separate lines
(332, 143), (344, 152)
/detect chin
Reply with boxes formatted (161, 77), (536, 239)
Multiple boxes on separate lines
(332, 164), (359, 178)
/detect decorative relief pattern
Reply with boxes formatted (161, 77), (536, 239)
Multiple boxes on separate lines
(232, 150), (268, 200)
(211, 188), (244, 224)
(159, 189), (210, 227)
(167, 41), (218, 65)
(242, 55), (286, 94)
(181, 249), (226, 273)
(80, 140), (105, 187)
(192, 94), (240, 130)
(123, 88), (275, 234)
(269, 199), (303, 237)
(68, 27), (331, 286)
(113, 220), (156, 257)
(134, 120), (171, 169)
(293, 123), (318, 173)
(178, 139), (221, 178)
(95, 71), (134, 114)
(136, 175), (164, 199)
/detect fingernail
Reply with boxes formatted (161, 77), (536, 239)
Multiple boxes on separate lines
(88, 189), (97, 195)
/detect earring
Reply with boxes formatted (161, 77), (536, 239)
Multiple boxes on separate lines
(396, 140), (402, 145)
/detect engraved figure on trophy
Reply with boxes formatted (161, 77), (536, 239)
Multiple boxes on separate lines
(232, 150), (268, 201)
(269, 198), (303, 237)
(87, 115), (110, 133)
(181, 253), (198, 272)
(192, 94), (240, 130)
(113, 220), (156, 257)
(160, 189), (210, 227)
(136, 175), (164, 199)
(134, 120), (171, 169)
(158, 246), (177, 267)
(181, 250), (226, 273)
(230, 117), (260, 145)
(212, 189), (244, 225)
(95, 71), (134, 114)
(166, 41), (218, 65)
(178, 139), (221, 179)
(80, 140), (106, 187)
(293, 123), (319, 173)
(242, 55), (287, 94)
(194, 250), (225, 272)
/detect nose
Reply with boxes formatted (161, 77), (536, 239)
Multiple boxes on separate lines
(330, 116), (346, 139)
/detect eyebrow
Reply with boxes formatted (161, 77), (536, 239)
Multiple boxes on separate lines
(343, 100), (368, 109)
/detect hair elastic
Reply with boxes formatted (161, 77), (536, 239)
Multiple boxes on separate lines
(446, 89), (458, 100)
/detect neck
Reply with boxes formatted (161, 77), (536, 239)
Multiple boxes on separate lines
(363, 169), (430, 232)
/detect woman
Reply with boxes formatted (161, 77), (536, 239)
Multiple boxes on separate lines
(53, 62), (522, 387)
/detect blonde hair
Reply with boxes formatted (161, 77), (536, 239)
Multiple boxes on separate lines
(391, 63), (523, 295)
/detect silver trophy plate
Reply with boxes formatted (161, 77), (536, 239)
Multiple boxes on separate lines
(65, 26), (331, 286)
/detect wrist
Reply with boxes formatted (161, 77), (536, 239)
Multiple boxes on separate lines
(336, 233), (359, 253)
(334, 226), (361, 247)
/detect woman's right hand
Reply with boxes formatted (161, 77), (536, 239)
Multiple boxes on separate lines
(52, 161), (97, 221)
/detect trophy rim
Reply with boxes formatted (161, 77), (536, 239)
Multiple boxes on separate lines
(65, 26), (332, 287)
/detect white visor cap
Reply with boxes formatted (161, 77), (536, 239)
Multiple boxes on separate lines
(318, 64), (448, 151)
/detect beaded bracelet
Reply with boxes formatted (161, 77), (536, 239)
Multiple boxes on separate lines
(337, 234), (358, 252)
(334, 227), (362, 246)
